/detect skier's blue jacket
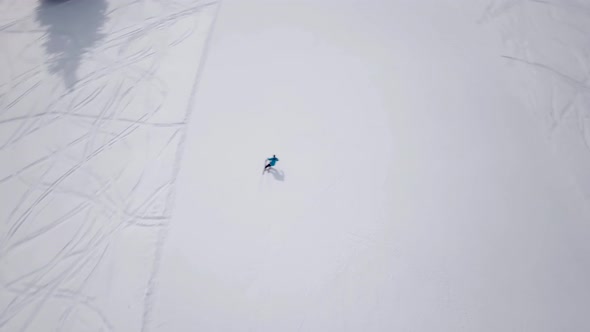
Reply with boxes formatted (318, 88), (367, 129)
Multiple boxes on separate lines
(267, 156), (279, 166)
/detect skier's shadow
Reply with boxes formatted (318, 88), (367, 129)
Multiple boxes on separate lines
(35, 0), (108, 90)
(267, 168), (285, 182)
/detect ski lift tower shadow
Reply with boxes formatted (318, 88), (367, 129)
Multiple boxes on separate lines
(36, 0), (108, 90)
(268, 168), (285, 182)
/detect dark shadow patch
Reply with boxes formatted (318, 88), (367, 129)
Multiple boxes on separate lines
(36, 0), (108, 89)
(268, 168), (285, 182)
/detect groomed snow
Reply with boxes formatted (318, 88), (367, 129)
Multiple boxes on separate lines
(1, 0), (590, 331)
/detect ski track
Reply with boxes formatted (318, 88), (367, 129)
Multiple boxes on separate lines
(484, 0), (590, 201)
(0, 0), (219, 331)
(3, 0), (588, 330)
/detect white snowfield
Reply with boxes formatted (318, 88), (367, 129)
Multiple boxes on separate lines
(1, 0), (590, 331)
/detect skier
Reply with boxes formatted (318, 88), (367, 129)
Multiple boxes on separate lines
(264, 154), (279, 172)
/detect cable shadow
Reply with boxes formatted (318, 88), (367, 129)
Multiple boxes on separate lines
(35, 0), (108, 90)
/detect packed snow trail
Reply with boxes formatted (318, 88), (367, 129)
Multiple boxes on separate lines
(0, 0), (218, 331)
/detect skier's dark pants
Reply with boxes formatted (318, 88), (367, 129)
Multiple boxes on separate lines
(264, 164), (272, 170)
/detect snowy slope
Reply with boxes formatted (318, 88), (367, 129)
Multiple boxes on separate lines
(483, 0), (590, 203)
(1, 0), (590, 331)
(0, 0), (217, 331)
(152, 1), (590, 332)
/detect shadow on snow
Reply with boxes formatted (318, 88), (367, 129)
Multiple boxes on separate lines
(266, 168), (285, 182)
(36, 0), (107, 89)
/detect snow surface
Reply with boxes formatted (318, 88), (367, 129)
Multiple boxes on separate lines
(1, 0), (590, 331)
